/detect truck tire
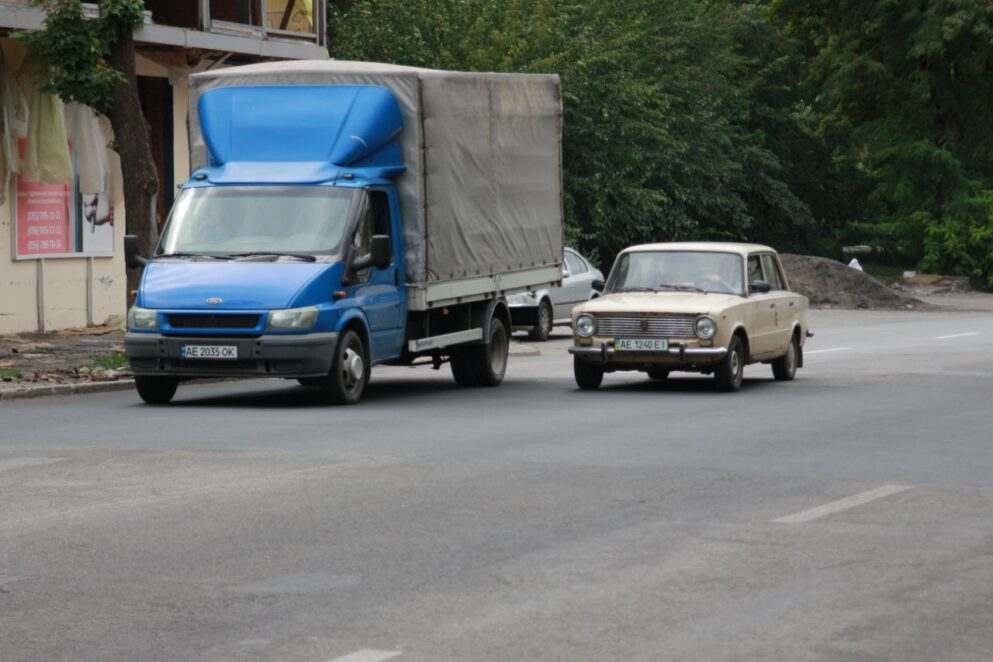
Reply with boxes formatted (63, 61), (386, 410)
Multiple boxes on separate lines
(771, 334), (799, 381)
(135, 375), (178, 404)
(322, 329), (368, 405)
(450, 348), (478, 387)
(574, 356), (604, 390)
(527, 299), (553, 342)
(714, 335), (745, 392)
(470, 317), (509, 386)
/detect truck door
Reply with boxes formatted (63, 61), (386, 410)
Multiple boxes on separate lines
(760, 253), (795, 352)
(346, 190), (405, 362)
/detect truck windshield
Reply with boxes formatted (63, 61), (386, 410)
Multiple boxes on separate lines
(606, 251), (745, 295)
(157, 186), (356, 258)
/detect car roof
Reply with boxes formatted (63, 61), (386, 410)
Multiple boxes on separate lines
(620, 242), (776, 256)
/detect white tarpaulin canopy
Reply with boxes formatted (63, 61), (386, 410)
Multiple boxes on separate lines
(189, 60), (564, 288)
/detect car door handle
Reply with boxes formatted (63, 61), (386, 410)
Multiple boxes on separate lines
(788, 301), (795, 307)
(769, 303), (776, 309)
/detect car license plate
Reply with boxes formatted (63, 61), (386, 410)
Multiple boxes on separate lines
(180, 344), (238, 360)
(614, 338), (669, 352)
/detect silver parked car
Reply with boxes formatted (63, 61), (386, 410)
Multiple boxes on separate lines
(509, 248), (605, 341)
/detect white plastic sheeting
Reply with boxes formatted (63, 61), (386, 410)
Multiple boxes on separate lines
(188, 60), (563, 288)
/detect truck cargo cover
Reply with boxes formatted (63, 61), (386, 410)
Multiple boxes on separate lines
(189, 61), (563, 287)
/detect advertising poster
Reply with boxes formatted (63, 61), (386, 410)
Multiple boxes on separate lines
(15, 178), (72, 256)
(14, 144), (114, 258)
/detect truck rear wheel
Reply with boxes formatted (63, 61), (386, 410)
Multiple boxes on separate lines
(135, 376), (178, 404)
(450, 348), (478, 387)
(471, 318), (509, 386)
(322, 329), (368, 405)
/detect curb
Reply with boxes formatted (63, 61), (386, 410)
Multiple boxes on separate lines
(0, 379), (137, 402)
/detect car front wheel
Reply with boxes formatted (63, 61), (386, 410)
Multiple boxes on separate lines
(574, 356), (604, 390)
(714, 335), (745, 392)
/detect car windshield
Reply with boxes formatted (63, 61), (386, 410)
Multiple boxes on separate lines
(157, 186), (356, 258)
(606, 250), (745, 295)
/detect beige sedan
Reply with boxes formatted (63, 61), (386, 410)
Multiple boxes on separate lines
(568, 242), (809, 392)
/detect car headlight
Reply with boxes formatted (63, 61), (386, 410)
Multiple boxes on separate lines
(127, 306), (158, 330)
(267, 306), (319, 330)
(575, 314), (597, 338)
(695, 315), (717, 340)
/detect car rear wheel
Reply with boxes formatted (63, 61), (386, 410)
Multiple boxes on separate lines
(574, 356), (604, 390)
(772, 334), (798, 381)
(714, 335), (745, 392)
(322, 329), (368, 405)
(135, 375), (178, 404)
(527, 299), (553, 342)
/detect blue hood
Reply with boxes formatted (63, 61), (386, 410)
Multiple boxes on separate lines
(140, 261), (336, 310)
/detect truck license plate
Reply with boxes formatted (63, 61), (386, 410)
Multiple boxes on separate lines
(614, 338), (668, 352)
(180, 345), (238, 360)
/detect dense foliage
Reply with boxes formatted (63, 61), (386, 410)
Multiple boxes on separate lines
(332, 0), (993, 284)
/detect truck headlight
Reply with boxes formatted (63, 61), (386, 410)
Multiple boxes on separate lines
(267, 306), (319, 330)
(127, 306), (158, 330)
(695, 315), (716, 340)
(575, 314), (596, 338)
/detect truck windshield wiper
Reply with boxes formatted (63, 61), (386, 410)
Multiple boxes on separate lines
(659, 283), (707, 293)
(613, 286), (659, 293)
(226, 252), (317, 262)
(157, 252), (233, 260)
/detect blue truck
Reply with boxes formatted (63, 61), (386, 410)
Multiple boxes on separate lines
(124, 61), (564, 404)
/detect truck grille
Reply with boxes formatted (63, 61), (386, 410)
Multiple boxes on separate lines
(166, 314), (261, 329)
(596, 314), (697, 338)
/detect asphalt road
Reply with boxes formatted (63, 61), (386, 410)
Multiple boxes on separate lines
(1, 308), (991, 661)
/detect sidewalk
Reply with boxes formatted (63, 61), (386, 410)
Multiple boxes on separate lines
(0, 323), (137, 401)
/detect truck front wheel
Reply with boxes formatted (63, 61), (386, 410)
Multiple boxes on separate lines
(323, 329), (368, 404)
(573, 357), (604, 390)
(471, 318), (509, 386)
(135, 375), (178, 404)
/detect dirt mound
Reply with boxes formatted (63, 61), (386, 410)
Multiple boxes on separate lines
(780, 254), (924, 310)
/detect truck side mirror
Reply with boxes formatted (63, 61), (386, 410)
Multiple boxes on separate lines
(750, 279), (771, 294)
(124, 234), (147, 269)
(370, 235), (392, 269)
(352, 235), (392, 272)
(592, 278), (605, 292)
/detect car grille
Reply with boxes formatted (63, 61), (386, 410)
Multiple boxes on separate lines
(595, 314), (697, 338)
(166, 314), (261, 329)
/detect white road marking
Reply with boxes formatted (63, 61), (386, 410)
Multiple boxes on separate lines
(803, 347), (852, 355)
(773, 485), (912, 524)
(329, 650), (402, 662)
(935, 332), (979, 340)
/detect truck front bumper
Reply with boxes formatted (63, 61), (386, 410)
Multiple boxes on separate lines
(125, 332), (338, 378)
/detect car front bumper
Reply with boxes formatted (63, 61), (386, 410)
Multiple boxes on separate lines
(569, 341), (727, 366)
(125, 332), (338, 378)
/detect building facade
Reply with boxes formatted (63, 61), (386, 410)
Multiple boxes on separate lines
(0, 0), (327, 334)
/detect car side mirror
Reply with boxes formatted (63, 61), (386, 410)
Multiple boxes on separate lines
(124, 234), (147, 269)
(750, 279), (771, 294)
(352, 235), (392, 271)
(592, 278), (605, 292)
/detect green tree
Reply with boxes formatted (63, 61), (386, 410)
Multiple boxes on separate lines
(774, 0), (993, 284)
(331, 0), (866, 268)
(18, 0), (159, 287)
